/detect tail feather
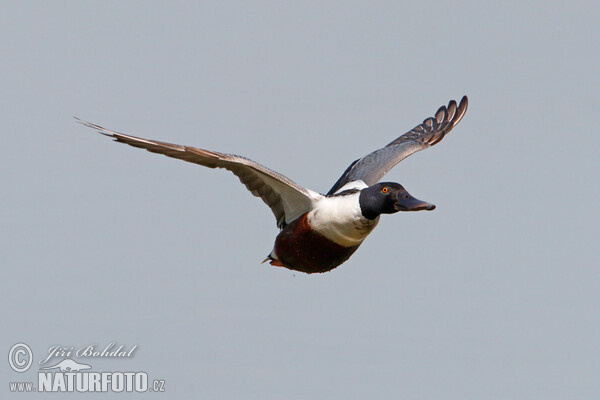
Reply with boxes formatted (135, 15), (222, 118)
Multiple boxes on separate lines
(262, 252), (283, 267)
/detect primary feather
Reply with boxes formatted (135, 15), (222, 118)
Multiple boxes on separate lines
(327, 96), (468, 195)
(75, 118), (320, 228)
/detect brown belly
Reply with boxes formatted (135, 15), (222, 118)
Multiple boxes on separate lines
(273, 213), (361, 274)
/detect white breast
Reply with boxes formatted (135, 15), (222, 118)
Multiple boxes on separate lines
(307, 191), (379, 247)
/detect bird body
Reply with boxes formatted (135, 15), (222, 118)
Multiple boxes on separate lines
(266, 183), (380, 273)
(308, 183), (377, 248)
(78, 96), (468, 273)
(268, 212), (363, 274)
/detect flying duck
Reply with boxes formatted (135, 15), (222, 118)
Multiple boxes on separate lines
(78, 96), (468, 274)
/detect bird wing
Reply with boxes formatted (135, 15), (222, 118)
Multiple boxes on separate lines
(327, 96), (468, 195)
(77, 119), (320, 228)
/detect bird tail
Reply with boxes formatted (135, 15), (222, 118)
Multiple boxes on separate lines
(261, 251), (283, 267)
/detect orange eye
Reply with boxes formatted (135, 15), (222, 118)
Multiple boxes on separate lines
(382, 187), (389, 194)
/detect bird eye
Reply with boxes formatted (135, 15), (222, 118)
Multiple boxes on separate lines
(382, 187), (389, 194)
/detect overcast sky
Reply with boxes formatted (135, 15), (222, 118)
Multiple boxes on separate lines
(2, 2), (599, 399)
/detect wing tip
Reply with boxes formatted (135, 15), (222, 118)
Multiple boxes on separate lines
(74, 117), (116, 138)
(452, 95), (469, 126)
(422, 95), (469, 145)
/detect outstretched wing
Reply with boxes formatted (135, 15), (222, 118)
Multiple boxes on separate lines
(327, 96), (468, 195)
(77, 119), (320, 228)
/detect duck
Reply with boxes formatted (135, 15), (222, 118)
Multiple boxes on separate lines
(77, 96), (468, 274)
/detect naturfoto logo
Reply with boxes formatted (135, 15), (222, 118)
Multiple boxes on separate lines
(8, 342), (165, 394)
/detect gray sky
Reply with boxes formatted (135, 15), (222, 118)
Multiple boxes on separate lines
(2, 2), (599, 399)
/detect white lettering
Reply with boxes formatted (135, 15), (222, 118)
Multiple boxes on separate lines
(112, 372), (124, 392)
(135, 372), (148, 392)
(38, 372), (52, 392)
(37, 371), (150, 393)
(64, 373), (75, 391)
(76, 372), (88, 392)
(124, 372), (135, 392)
(101, 372), (111, 392)
(88, 372), (101, 391)
(52, 373), (66, 392)
(39, 346), (72, 365)
(76, 344), (95, 357)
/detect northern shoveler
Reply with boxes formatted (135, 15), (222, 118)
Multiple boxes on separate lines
(78, 96), (468, 273)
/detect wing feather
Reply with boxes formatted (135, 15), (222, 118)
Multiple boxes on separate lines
(76, 118), (319, 228)
(327, 96), (468, 195)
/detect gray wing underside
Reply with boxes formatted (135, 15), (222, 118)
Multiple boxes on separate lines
(76, 119), (318, 228)
(327, 96), (468, 195)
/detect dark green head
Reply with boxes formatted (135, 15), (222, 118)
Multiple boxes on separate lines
(359, 182), (435, 220)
